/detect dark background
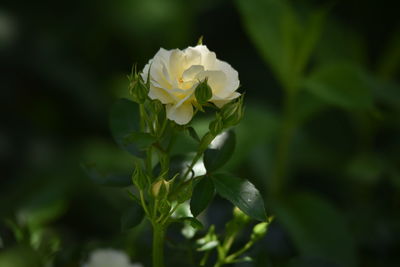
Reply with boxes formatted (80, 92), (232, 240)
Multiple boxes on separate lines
(1, 0), (399, 266)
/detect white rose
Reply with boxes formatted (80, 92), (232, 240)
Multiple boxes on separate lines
(83, 249), (142, 267)
(141, 45), (240, 125)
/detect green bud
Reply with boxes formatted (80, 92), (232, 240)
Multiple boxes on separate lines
(132, 164), (148, 190)
(220, 95), (244, 127)
(251, 222), (269, 241)
(195, 78), (212, 105)
(233, 206), (251, 225)
(129, 73), (149, 104)
(209, 113), (224, 136)
(158, 199), (172, 215)
(152, 99), (164, 114)
(151, 179), (170, 199)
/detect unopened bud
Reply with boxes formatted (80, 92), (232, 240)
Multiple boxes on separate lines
(195, 78), (212, 105)
(158, 199), (172, 214)
(152, 99), (164, 114)
(151, 179), (170, 199)
(209, 114), (224, 136)
(233, 207), (250, 225)
(220, 95), (244, 127)
(251, 222), (269, 241)
(129, 73), (149, 104)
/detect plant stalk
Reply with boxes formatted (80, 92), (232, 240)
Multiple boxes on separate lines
(152, 224), (166, 267)
(271, 90), (297, 196)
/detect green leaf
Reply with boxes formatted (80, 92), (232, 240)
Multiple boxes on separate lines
(273, 192), (356, 267)
(235, 0), (301, 87)
(197, 240), (219, 251)
(204, 131), (236, 172)
(121, 202), (145, 231)
(302, 63), (374, 110)
(190, 177), (215, 217)
(123, 131), (156, 150)
(82, 163), (131, 187)
(109, 98), (146, 156)
(294, 8), (327, 75)
(186, 126), (200, 142)
(212, 173), (267, 221)
(176, 217), (204, 230)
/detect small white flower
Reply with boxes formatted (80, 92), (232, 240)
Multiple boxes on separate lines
(83, 249), (142, 267)
(141, 45), (240, 125)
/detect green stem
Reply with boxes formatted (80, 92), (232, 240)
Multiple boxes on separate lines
(139, 104), (146, 132)
(271, 90), (297, 196)
(182, 151), (202, 180)
(139, 190), (150, 217)
(159, 203), (179, 225)
(146, 146), (153, 175)
(181, 132), (215, 182)
(225, 240), (254, 263)
(214, 226), (238, 267)
(152, 225), (166, 267)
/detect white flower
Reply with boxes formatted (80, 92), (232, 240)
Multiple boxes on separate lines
(141, 45), (240, 125)
(83, 249), (142, 267)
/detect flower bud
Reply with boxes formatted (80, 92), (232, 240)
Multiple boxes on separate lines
(151, 99), (164, 114)
(158, 199), (172, 214)
(220, 95), (244, 127)
(233, 207), (250, 225)
(209, 113), (224, 136)
(151, 179), (170, 199)
(129, 74), (149, 104)
(251, 222), (269, 241)
(195, 78), (212, 105)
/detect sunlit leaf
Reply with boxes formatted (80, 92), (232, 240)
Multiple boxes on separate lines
(212, 173), (266, 221)
(176, 216), (204, 230)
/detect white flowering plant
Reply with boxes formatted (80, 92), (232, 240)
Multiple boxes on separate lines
(84, 40), (271, 267)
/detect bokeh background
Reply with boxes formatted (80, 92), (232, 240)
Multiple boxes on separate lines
(1, 0), (400, 266)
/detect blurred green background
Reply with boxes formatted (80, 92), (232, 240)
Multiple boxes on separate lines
(1, 0), (400, 266)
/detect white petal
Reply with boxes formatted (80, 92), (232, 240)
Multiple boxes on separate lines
(141, 60), (152, 82)
(211, 92), (241, 108)
(182, 47), (202, 68)
(169, 49), (185, 79)
(166, 102), (194, 125)
(182, 65), (204, 81)
(148, 86), (174, 104)
(189, 45), (217, 69)
(196, 70), (228, 97)
(215, 60), (240, 95)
